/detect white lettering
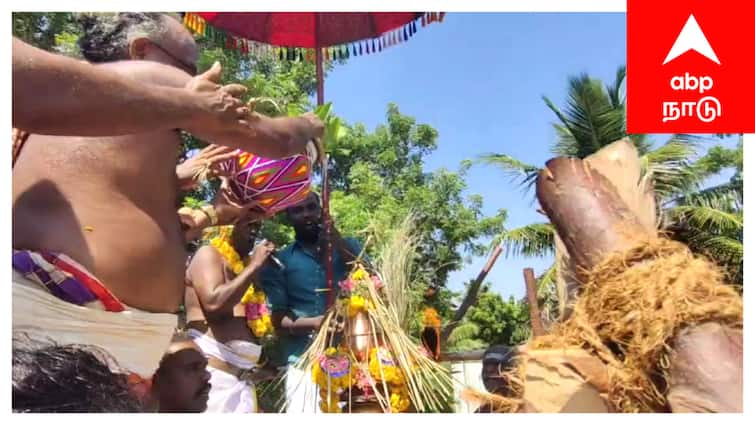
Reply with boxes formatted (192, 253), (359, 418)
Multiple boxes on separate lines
(663, 102), (681, 122)
(696, 96), (721, 122)
(669, 73), (714, 93)
(685, 73), (699, 92)
(671, 76), (685, 91)
(699, 76), (713, 93)
(662, 97), (721, 123)
(681, 101), (696, 116)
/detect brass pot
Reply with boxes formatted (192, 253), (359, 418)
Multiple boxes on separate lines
(347, 311), (374, 360)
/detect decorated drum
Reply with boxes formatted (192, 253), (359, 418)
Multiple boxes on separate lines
(220, 150), (313, 214)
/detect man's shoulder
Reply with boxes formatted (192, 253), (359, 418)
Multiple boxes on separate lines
(191, 244), (222, 265)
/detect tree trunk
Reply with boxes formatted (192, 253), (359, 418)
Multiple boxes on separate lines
(440, 245), (502, 344)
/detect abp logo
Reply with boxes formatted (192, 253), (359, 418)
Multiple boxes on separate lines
(627, 0), (754, 133)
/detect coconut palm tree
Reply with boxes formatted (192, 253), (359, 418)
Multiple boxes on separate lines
(663, 138), (743, 284)
(477, 67), (742, 316)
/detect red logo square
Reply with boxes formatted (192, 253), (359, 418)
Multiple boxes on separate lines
(627, 0), (755, 133)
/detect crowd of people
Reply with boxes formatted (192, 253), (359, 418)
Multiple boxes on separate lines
(11, 12), (515, 414)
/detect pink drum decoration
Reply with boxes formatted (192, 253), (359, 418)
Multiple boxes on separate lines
(220, 150), (313, 214)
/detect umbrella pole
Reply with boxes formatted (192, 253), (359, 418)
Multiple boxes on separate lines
(315, 43), (334, 308)
(315, 46), (324, 106)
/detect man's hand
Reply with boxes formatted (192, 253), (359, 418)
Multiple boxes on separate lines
(300, 112), (325, 142)
(183, 62), (249, 140)
(178, 207), (208, 242)
(183, 62), (325, 159)
(249, 240), (275, 267)
(212, 177), (275, 225)
(176, 144), (238, 190)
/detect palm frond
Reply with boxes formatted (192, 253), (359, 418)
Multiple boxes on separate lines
(666, 181), (742, 210)
(494, 223), (555, 258)
(668, 204), (743, 235)
(536, 262), (558, 295)
(544, 74), (626, 158)
(693, 235), (743, 265)
(640, 136), (701, 200)
(606, 65), (626, 109)
(475, 153), (540, 194)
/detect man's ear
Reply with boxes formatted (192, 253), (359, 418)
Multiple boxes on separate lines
(128, 37), (150, 59)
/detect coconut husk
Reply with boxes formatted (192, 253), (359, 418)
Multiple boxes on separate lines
(519, 347), (612, 412)
(459, 346), (612, 413)
(530, 237), (742, 412)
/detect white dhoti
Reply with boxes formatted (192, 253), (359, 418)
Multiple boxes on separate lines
(188, 329), (262, 413)
(285, 364), (322, 413)
(12, 271), (177, 379)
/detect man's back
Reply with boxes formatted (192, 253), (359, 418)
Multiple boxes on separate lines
(12, 61), (190, 313)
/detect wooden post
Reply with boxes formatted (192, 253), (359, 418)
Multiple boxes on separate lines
(523, 268), (546, 337)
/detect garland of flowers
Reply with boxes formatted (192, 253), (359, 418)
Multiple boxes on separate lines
(206, 226), (274, 338)
(240, 285), (274, 338)
(209, 236), (244, 274)
(311, 347), (354, 413)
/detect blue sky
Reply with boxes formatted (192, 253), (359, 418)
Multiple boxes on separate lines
(319, 13), (736, 299)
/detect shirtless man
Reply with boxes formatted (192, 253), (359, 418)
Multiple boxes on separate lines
(12, 13), (322, 382)
(185, 221), (275, 413)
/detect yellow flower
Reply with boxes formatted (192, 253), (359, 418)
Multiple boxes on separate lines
(368, 347), (404, 385)
(240, 286), (255, 304)
(389, 388), (411, 412)
(241, 285), (273, 338)
(251, 292), (266, 304)
(350, 267), (368, 281)
(348, 295), (367, 317)
(209, 237), (244, 273)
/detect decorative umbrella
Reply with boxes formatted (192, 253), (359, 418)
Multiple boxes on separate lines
(182, 12), (445, 105)
(182, 12), (445, 307)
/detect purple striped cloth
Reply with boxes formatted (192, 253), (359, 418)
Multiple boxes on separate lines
(12, 250), (98, 306)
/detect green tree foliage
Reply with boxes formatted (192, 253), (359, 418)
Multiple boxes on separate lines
(445, 286), (531, 351)
(13, 12), (80, 54)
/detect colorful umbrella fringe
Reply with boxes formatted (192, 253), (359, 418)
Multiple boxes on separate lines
(182, 12), (445, 62)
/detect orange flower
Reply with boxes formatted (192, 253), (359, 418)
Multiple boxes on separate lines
(423, 307), (441, 329)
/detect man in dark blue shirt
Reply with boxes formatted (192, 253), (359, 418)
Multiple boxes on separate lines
(260, 192), (362, 412)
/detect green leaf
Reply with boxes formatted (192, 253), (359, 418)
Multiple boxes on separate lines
(494, 223), (555, 258)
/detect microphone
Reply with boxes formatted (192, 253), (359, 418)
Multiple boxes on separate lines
(252, 239), (285, 271)
(268, 252), (285, 270)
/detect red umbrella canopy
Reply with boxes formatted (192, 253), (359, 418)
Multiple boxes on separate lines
(194, 12), (428, 48)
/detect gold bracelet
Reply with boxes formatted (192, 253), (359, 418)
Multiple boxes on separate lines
(199, 205), (219, 226)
